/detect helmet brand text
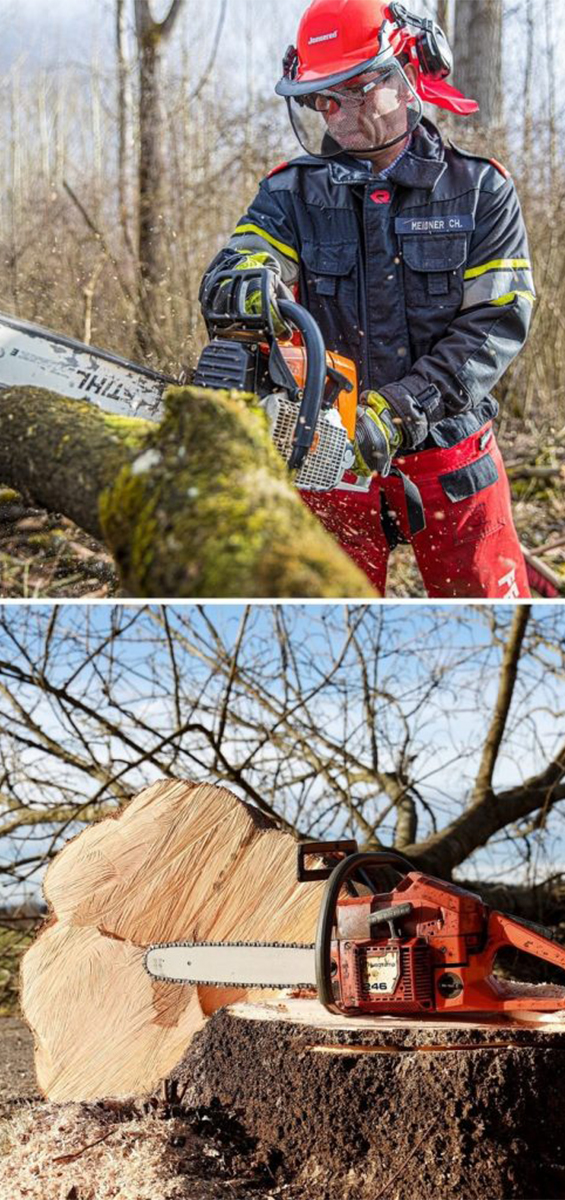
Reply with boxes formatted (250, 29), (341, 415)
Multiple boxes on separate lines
(308, 30), (339, 44)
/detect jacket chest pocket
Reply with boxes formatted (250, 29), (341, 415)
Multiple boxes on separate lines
(400, 234), (467, 308)
(301, 241), (361, 345)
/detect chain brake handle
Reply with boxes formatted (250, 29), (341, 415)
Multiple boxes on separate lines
(203, 268), (285, 337)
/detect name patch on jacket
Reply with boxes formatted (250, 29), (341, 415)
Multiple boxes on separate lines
(395, 215), (475, 235)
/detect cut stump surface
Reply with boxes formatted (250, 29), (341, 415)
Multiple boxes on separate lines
(20, 781), (322, 1102)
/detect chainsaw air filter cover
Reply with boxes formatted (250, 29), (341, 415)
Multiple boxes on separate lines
(263, 393), (355, 491)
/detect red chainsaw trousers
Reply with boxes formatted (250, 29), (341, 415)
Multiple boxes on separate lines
(301, 423), (531, 599)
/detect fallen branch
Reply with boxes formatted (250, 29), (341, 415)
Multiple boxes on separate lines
(52, 1128), (122, 1164)
(520, 543), (565, 598)
(507, 464), (562, 481)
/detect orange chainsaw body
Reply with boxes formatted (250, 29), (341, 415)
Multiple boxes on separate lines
(332, 872), (565, 1015)
(277, 341), (359, 440)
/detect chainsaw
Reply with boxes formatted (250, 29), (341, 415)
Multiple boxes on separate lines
(144, 842), (565, 1017)
(1, 294), (560, 586)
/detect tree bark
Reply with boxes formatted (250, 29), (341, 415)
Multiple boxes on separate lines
(168, 999), (565, 1200)
(134, 0), (185, 357)
(116, 0), (133, 248)
(20, 780), (324, 1102)
(452, 0), (503, 128)
(0, 385), (375, 598)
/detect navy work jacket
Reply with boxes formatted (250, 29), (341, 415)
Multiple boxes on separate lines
(203, 118), (535, 451)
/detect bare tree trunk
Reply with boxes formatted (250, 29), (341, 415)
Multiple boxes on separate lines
(133, 0), (185, 359)
(452, 0), (503, 128)
(436, 0), (450, 35)
(522, 0), (534, 168)
(116, 0), (133, 248)
(545, 0), (556, 184)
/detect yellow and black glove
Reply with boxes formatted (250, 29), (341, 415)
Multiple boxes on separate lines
(221, 251), (288, 336)
(354, 390), (403, 478)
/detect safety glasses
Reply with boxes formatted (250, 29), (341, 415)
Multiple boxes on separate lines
(289, 60), (422, 158)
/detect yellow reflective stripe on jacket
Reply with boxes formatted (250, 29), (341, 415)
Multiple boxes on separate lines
(461, 263), (535, 311)
(233, 223), (299, 263)
(463, 258), (531, 280)
(490, 290), (536, 307)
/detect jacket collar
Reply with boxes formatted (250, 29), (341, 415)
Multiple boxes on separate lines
(384, 120), (447, 191)
(292, 118), (447, 191)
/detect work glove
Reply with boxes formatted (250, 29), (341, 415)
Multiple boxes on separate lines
(354, 390), (403, 478)
(220, 251), (288, 336)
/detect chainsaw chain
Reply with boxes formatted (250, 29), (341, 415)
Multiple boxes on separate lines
(143, 939), (316, 988)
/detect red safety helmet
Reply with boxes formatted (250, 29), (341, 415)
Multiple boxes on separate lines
(275, 0), (478, 117)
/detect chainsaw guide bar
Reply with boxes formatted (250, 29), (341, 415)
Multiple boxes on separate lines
(144, 940), (317, 989)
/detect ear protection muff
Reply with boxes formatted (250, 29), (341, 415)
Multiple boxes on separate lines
(388, 2), (452, 79)
(282, 44), (299, 83)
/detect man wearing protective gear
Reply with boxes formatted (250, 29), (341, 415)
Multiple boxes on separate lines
(201, 0), (534, 599)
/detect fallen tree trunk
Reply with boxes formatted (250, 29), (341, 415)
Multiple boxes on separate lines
(0, 385), (374, 598)
(171, 997), (565, 1200)
(20, 780), (323, 1102)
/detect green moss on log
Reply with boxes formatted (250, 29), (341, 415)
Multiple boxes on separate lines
(99, 385), (373, 597)
(0, 383), (375, 598)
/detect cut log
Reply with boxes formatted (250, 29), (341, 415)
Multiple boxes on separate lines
(169, 997), (565, 1200)
(0, 385), (375, 598)
(20, 780), (323, 1102)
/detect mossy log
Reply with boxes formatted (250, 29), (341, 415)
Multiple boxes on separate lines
(0, 384), (375, 597)
(20, 781), (323, 1102)
(170, 997), (565, 1200)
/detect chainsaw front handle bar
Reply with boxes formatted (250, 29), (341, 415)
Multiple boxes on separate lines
(277, 297), (327, 469)
(315, 851), (414, 1014)
(202, 267), (327, 471)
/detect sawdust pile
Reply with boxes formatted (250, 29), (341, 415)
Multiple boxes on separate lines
(0, 1098), (298, 1200)
(0, 1102), (176, 1200)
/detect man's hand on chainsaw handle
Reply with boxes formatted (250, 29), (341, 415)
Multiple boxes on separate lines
(354, 390), (404, 478)
(217, 251), (288, 336)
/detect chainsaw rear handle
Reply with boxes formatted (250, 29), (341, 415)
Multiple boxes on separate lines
(486, 910), (565, 977)
(315, 851), (414, 1014)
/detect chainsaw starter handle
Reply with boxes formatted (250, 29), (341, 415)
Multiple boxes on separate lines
(276, 297), (327, 470)
(315, 851), (414, 1014)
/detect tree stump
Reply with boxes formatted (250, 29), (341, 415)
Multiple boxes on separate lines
(20, 781), (322, 1102)
(170, 997), (565, 1200)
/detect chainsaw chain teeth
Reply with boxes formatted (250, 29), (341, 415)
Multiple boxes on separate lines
(143, 940), (316, 989)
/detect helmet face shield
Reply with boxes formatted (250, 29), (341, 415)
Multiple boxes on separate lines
(287, 61), (423, 158)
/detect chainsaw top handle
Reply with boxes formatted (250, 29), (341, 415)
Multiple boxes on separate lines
(202, 268), (327, 471)
(315, 851), (414, 1014)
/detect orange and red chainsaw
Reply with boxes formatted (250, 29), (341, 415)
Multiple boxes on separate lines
(144, 844), (565, 1018)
